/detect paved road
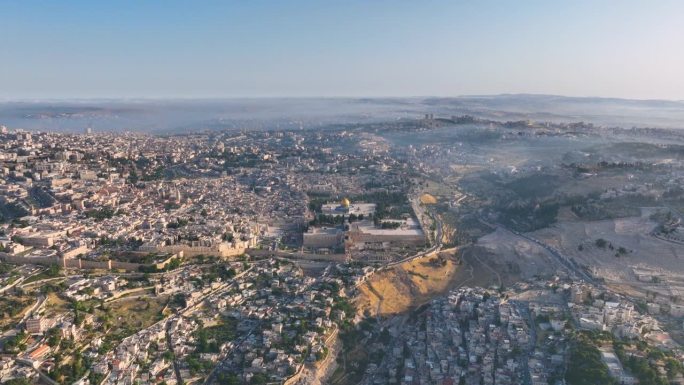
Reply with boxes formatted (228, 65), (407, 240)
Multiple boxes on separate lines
(165, 320), (183, 385)
(509, 300), (534, 385)
(19, 295), (46, 324)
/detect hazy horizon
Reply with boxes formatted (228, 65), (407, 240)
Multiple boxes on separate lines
(2, 93), (684, 103)
(3, 94), (684, 134)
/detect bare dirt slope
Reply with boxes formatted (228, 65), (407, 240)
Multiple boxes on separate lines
(474, 227), (563, 281)
(356, 250), (468, 317)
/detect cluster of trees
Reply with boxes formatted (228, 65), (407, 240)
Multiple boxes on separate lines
(0, 202), (30, 223)
(498, 200), (560, 232)
(359, 191), (411, 219)
(3, 331), (27, 353)
(0, 262), (13, 274)
(164, 202), (181, 211)
(335, 316), (375, 383)
(85, 207), (123, 221)
(309, 213), (367, 226)
(72, 299), (96, 326)
(27, 264), (63, 281)
(11, 218), (30, 228)
(614, 341), (681, 385)
(565, 334), (617, 385)
(98, 235), (125, 247)
(332, 296), (356, 319)
(567, 161), (651, 173)
(248, 373), (270, 384)
(574, 193), (656, 220)
(194, 317), (238, 353)
(88, 372), (106, 385)
(215, 373), (241, 385)
(137, 257), (181, 273)
(5, 379), (31, 385)
(621, 355), (668, 385)
(49, 351), (88, 383)
(566, 332), (681, 385)
(186, 354), (213, 375)
(308, 190), (411, 228)
(594, 238), (629, 257)
(170, 293), (187, 308)
(347, 213), (365, 222)
(140, 166), (166, 181)
(219, 151), (270, 169)
(595, 238), (608, 248)
(128, 157), (166, 184)
(309, 213), (346, 226)
(202, 264), (237, 283)
(307, 196), (328, 213)
(122, 253), (163, 264)
(379, 221), (401, 229)
(46, 327), (62, 347)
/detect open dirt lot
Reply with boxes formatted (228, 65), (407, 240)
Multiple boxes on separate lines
(530, 211), (684, 276)
(104, 295), (168, 335)
(420, 193), (437, 205)
(474, 227), (564, 282)
(356, 250), (467, 316)
(529, 209), (684, 299)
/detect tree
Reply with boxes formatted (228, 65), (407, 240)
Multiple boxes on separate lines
(4, 331), (27, 353)
(217, 373), (240, 385)
(565, 334), (617, 385)
(665, 358), (683, 380)
(250, 373), (269, 384)
(379, 328), (391, 344)
(5, 379), (31, 385)
(47, 327), (61, 347)
(128, 169), (139, 184)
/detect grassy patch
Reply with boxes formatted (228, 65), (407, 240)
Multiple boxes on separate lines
(195, 316), (238, 353)
(103, 295), (168, 338)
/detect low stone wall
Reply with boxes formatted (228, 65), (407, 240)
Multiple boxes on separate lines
(0, 252), (59, 266)
(282, 364), (305, 385)
(64, 258), (111, 270)
(147, 244), (246, 258)
(290, 252), (347, 262)
(0, 252), (182, 272)
(104, 286), (154, 302)
(140, 242), (246, 258)
(247, 249), (348, 262)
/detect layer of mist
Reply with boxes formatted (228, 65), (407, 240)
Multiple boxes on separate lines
(1, 95), (683, 133)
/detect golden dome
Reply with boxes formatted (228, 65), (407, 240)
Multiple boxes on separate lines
(341, 198), (351, 208)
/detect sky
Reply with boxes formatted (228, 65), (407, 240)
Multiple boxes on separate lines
(1, 0), (683, 100)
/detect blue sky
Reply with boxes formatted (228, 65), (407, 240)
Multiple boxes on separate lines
(2, 0), (683, 99)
